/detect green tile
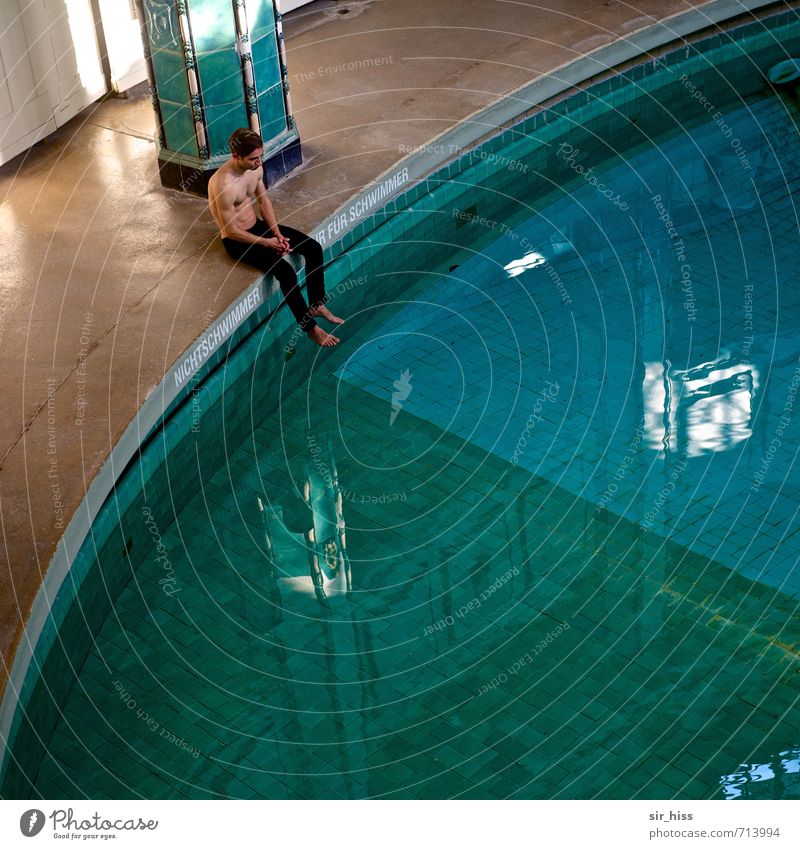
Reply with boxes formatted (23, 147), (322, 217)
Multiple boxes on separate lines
(189, 0), (238, 52)
(159, 101), (198, 156)
(197, 49), (245, 106)
(205, 101), (251, 157)
(251, 32), (281, 92)
(150, 47), (190, 106)
(256, 83), (286, 143)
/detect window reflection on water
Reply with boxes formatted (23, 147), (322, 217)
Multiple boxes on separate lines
(721, 747), (800, 799)
(643, 356), (759, 457)
(256, 436), (352, 606)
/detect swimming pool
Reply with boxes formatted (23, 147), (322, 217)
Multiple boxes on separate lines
(3, 10), (800, 800)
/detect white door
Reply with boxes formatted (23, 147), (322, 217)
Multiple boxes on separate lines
(0, 0), (107, 165)
(97, 0), (147, 93)
(0, 0), (58, 164)
(279, 1), (316, 12)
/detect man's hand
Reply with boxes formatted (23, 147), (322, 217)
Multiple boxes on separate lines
(262, 236), (290, 255)
(272, 229), (291, 253)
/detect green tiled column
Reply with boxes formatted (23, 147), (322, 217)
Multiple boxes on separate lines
(134, 0), (301, 195)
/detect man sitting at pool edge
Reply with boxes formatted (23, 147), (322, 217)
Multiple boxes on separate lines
(208, 128), (344, 347)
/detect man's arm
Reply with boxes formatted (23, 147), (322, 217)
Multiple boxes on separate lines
(254, 177), (280, 235)
(255, 179), (290, 251)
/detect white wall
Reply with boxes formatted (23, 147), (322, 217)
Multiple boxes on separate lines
(279, 0), (317, 12)
(0, 0), (108, 164)
(0, 0), (152, 165)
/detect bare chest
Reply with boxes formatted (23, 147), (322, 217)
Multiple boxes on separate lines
(230, 170), (259, 207)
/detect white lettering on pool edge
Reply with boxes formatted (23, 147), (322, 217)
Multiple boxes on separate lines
(173, 287), (262, 389)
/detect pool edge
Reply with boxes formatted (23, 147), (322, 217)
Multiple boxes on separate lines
(0, 0), (789, 791)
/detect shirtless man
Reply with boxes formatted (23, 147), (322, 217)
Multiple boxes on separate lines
(208, 128), (344, 347)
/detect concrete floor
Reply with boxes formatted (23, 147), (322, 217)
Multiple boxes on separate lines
(0, 0), (719, 695)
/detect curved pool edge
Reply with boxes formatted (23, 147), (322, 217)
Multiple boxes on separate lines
(0, 0), (790, 792)
(308, 0), (783, 249)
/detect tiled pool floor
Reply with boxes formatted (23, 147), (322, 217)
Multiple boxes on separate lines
(32, 388), (800, 799)
(32, 93), (800, 800)
(339, 92), (800, 599)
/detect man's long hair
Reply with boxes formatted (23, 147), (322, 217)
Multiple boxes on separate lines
(229, 128), (263, 157)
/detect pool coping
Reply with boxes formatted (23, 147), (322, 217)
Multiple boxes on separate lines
(0, 0), (784, 781)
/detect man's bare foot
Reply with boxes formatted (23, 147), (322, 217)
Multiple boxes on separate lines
(310, 304), (345, 325)
(308, 325), (340, 347)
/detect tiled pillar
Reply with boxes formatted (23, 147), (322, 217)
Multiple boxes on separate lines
(134, 0), (301, 194)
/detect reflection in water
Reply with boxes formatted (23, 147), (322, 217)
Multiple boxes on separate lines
(503, 232), (575, 279)
(504, 250), (547, 277)
(257, 437), (352, 606)
(721, 747), (800, 799)
(643, 355), (759, 457)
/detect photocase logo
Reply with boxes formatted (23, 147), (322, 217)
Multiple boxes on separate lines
(19, 809), (46, 837)
(390, 369), (413, 425)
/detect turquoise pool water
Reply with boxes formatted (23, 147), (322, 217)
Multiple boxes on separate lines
(26, 81), (800, 799)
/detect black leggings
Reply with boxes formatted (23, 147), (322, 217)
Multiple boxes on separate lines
(222, 221), (326, 331)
